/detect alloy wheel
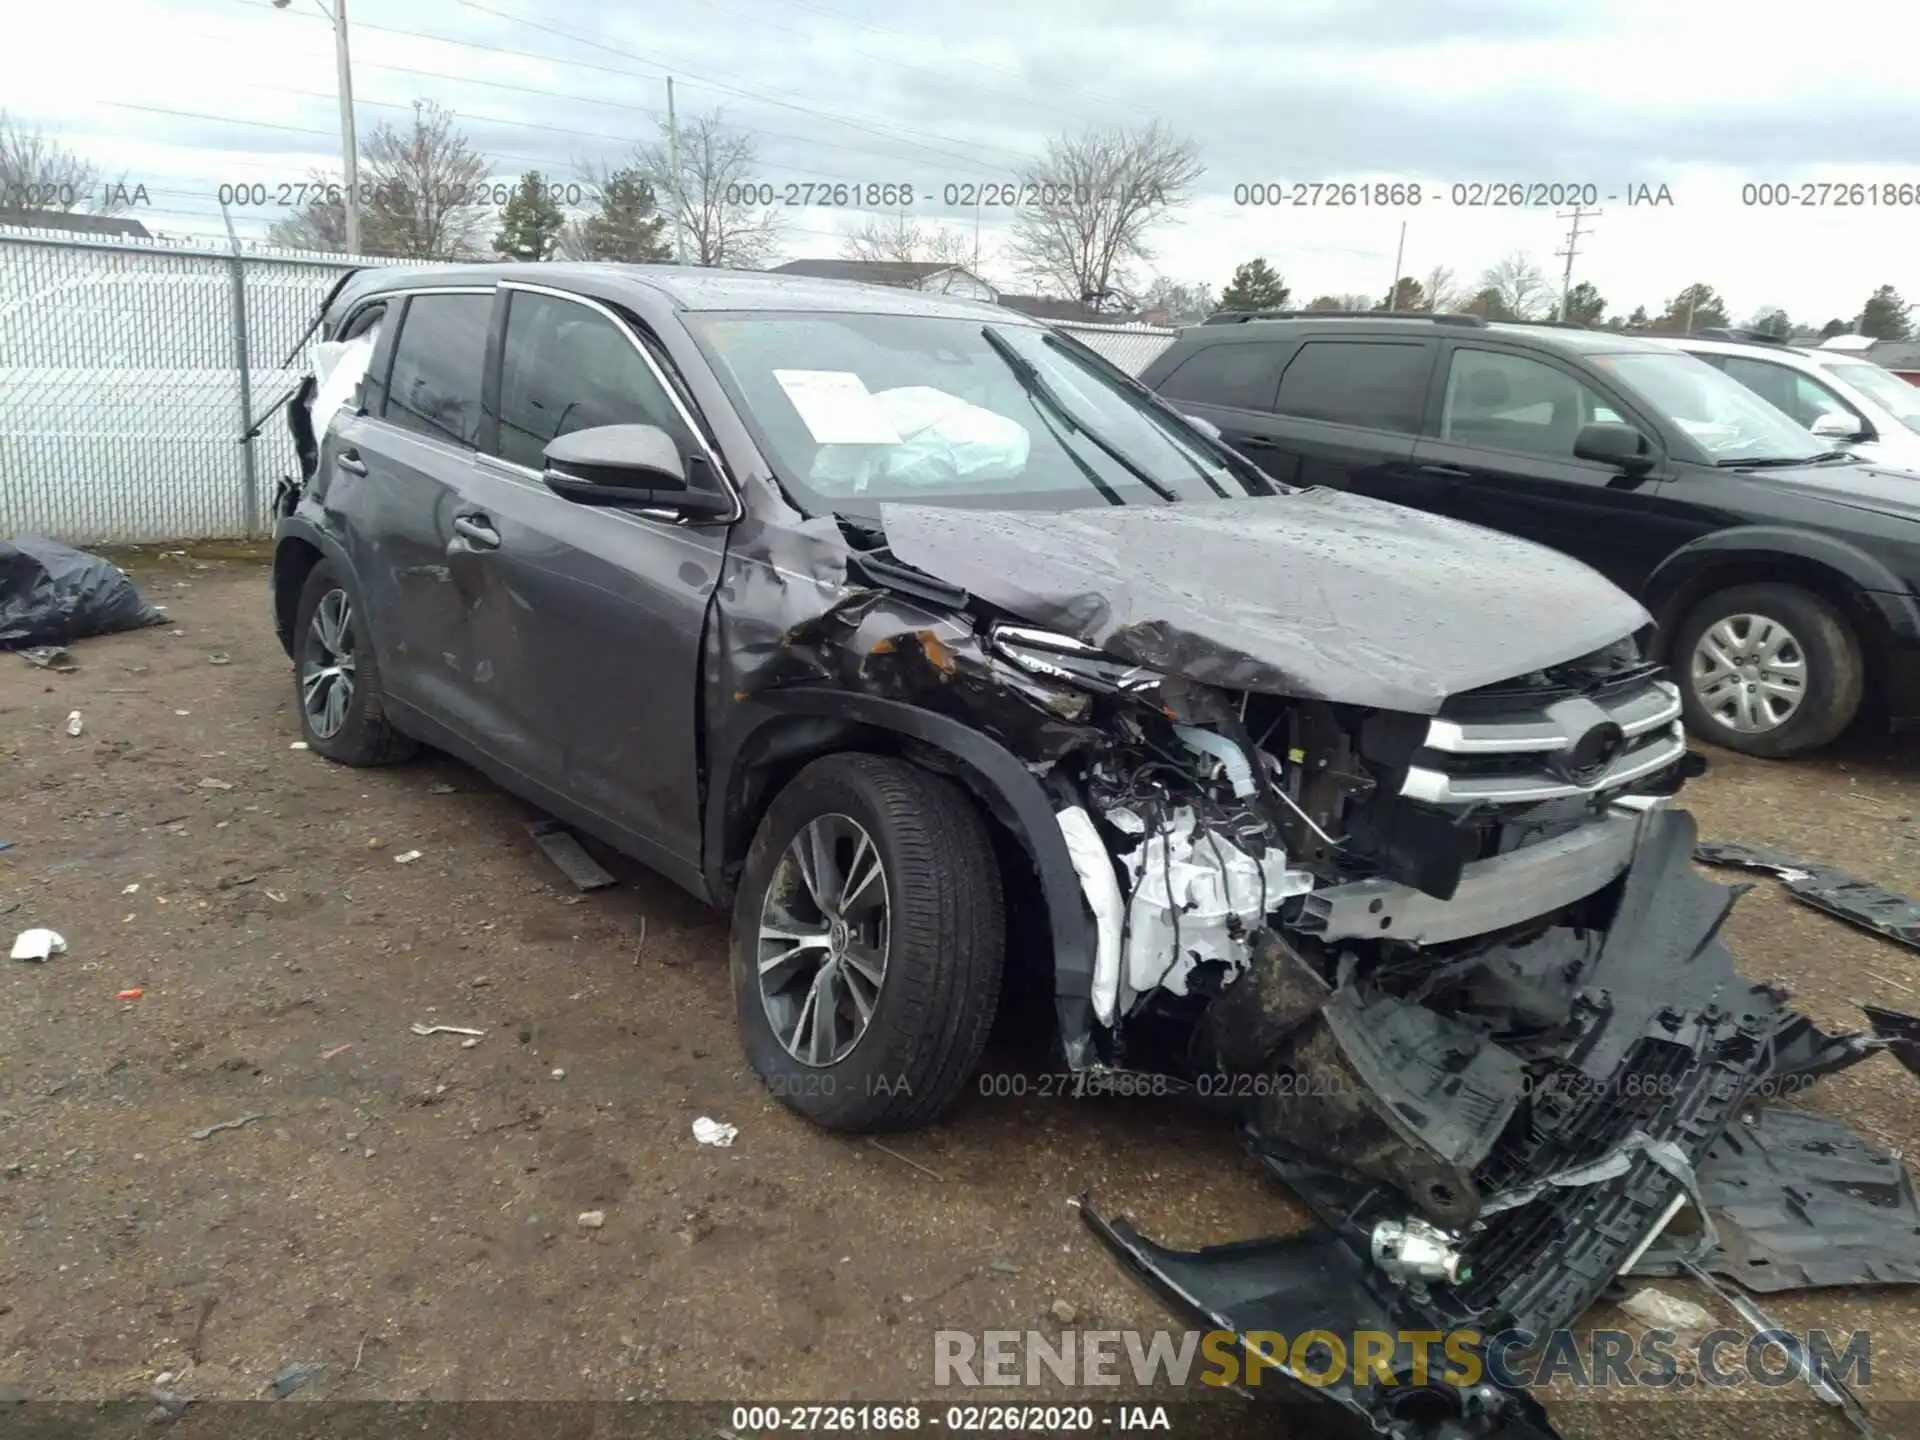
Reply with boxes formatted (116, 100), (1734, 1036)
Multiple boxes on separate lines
(301, 587), (358, 740)
(756, 813), (891, 1067)
(1690, 612), (1808, 735)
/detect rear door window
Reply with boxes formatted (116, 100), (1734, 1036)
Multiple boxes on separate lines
(1719, 356), (1856, 429)
(1156, 341), (1288, 411)
(382, 292), (493, 448)
(1273, 340), (1429, 433)
(493, 289), (693, 471)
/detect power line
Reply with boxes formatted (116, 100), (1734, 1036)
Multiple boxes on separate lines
(442, 0), (1035, 171)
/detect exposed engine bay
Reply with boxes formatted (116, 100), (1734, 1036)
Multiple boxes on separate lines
(804, 502), (1919, 1440)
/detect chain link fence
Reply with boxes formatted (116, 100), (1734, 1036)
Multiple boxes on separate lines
(0, 225), (1181, 544)
(0, 225), (403, 543)
(1051, 319), (1179, 376)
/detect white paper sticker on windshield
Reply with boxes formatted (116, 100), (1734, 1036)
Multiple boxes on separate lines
(773, 369), (903, 445)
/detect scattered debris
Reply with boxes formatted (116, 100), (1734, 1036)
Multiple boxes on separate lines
(0, 840), (13, 853)
(526, 819), (617, 891)
(65, 710), (83, 737)
(365, 837), (385, 850)
(577, 1210), (606, 1229)
(428, 782), (458, 795)
(122, 883), (139, 895)
(10, 928), (66, 962)
(190, 1113), (266, 1141)
(1681, 1259), (1882, 1438)
(393, 849), (423, 864)
(692, 1116), (737, 1147)
(266, 1362), (325, 1398)
(197, 778), (234, 791)
(1696, 839), (1920, 955)
(550, 1068), (567, 1080)
(207, 653), (232, 666)
(460, 1037), (480, 1049)
(409, 1023), (484, 1039)
(289, 741), (308, 750)
(18, 646), (77, 672)
(1049, 1299), (1078, 1324)
(1618, 1286), (1713, 1336)
(320, 1043), (353, 1061)
(116, 988), (144, 1001)
(265, 890), (286, 904)
(867, 1138), (943, 1181)
(1633, 1107), (1920, 1290)
(987, 1259), (1022, 1275)
(174, 710), (189, 717)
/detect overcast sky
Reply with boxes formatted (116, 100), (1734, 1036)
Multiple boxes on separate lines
(10, 0), (1920, 325)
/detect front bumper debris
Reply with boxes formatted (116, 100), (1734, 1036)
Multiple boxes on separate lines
(1084, 808), (1920, 1438)
(1694, 838), (1920, 955)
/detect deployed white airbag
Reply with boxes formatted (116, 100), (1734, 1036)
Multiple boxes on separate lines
(308, 327), (380, 442)
(810, 385), (1031, 493)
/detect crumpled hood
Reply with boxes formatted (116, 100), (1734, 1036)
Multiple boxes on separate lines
(879, 489), (1651, 714)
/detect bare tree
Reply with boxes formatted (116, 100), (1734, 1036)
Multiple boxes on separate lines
(840, 213), (975, 269)
(357, 101), (492, 259)
(1007, 120), (1203, 308)
(266, 168), (349, 252)
(1422, 263), (1464, 312)
(636, 109), (782, 268)
(0, 111), (129, 214)
(1479, 251), (1551, 320)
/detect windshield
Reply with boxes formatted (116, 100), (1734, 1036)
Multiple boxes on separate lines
(1594, 351), (1828, 464)
(1826, 362), (1920, 434)
(683, 311), (1269, 517)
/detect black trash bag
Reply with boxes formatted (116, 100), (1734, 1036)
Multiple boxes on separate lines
(0, 537), (167, 648)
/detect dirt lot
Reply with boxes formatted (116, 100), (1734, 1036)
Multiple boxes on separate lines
(3, 549), (1919, 1437)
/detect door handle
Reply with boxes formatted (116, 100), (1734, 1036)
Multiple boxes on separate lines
(1418, 463), (1473, 479)
(337, 450), (368, 475)
(1238, 435), (1280, 450)
(452, 514), (500, 549)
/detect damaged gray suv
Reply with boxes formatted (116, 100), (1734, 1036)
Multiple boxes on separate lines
(274, 266), (1909, 1438)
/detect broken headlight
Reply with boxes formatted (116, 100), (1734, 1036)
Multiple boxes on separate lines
(989, 624), (1163, 695)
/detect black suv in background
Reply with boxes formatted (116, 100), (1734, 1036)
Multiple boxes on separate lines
(1142, 312), (1920, 757)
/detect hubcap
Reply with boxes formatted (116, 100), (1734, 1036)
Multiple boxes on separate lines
(1690, 612), (1808, 735)
(301, 588), (357, 739)
(756, 813), (890, 1067)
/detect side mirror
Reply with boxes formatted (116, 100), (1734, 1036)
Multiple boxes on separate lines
(1810, 412), (1861, 441)
(1573, 421), (1655, 473)
(541, 424), (727, 517)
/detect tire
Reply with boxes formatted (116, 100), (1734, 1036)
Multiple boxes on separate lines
(292, 559), (418, 766)
(1672, 582), (1864, 758)
(730, 753), (1005, 1132)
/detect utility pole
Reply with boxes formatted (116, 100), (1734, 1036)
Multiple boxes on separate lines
(666, 76), (687, 266)
(1554, 203), (1597, 322)
(1386, 220), (1406, 310)
(272, 0), (358, 254)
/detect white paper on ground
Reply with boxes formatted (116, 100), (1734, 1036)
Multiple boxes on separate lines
(692, 1116), (738, 1147)
(11, 928), (66, 962)
(773, 370), (902, 445)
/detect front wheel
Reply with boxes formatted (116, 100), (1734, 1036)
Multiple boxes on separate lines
(1673, 582), (1863, 758)
(730, 753), (1005, 1132)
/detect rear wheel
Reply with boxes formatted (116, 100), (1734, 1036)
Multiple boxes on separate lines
(293, 560), (417, 766)
(1673, 582), (1863, 758)
(730, 753), (1005, 1132)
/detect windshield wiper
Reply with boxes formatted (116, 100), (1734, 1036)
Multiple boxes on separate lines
(1038, 333), (1234, 499)
(1717, 453), (1848, 468)
(980, 326), (1181, 503)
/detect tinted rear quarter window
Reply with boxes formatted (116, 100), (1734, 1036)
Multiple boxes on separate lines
(383, 292), (493, 448)
(1157, 341), (1287, 410)
(1274, 340), (1429, 433)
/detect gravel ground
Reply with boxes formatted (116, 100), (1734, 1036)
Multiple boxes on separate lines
(2, 548), (1917, 1438)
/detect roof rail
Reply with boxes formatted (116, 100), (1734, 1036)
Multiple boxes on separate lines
(1690, 327), (1788, 346)
(1200, 309), (1487, 327)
